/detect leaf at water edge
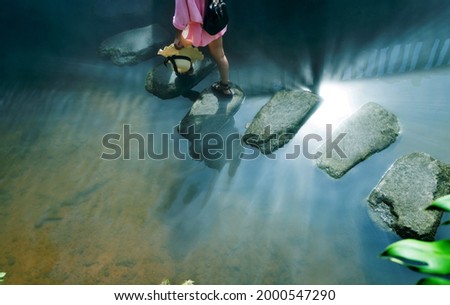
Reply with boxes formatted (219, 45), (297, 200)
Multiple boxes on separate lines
(417, 277), (450, 285)
(429, 195), (450, 212)
(380, 239), (450, 275)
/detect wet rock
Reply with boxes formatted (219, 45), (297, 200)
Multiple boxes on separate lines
(178, 84), (245, 173)
(146, 58), (216, 100)
(316, 102), (400, 179)
(179, 83), (245, 136)
(368, 152), (450, 241)
(99, 24), (171, 66)
(242, 89), (320, 154)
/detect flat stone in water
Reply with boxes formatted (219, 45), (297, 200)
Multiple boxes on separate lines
(99, 24), (171, 66)
(367, 152), (450, 241)
(242, 89), (320, 154)
(145, 58), (216, 100)
(178, 83), (245, 172)
(316, 102), (400, 179)
(179, 83), (245, 136)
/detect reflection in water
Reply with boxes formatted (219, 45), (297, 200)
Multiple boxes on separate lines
(178, 89), (244, 175)
(1, 64), (449, 284)
(1, 0), (450, 285)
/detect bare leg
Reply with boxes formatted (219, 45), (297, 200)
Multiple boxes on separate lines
(208, 37), (229, 85)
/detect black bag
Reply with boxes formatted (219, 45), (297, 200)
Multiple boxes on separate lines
(203, 0), (229, 36)
(164, 55), (193, 76)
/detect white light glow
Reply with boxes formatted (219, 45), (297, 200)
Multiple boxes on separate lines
(310, 82), (356, 128)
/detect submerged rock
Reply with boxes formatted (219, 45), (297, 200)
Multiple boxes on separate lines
(368, 152), (450, 241)
(316, 102), (400, 179)
(99, 24), (171, 66)
(242, 89), (320, 154)
(178, 84), (245, 174)
(145, 58), (216, 100)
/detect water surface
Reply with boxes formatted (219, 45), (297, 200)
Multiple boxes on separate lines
(1, 0), (450, 284)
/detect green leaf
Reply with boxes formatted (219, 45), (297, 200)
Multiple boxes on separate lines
(0, 272), (6, 282)
(380, 239), (450, 275)
(417, 277), (450, 285)
(429, 195), (450, 212)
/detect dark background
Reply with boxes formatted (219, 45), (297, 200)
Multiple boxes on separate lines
(1, 0), (449, 88)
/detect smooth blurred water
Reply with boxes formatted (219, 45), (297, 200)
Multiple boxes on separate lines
(1, 0), (450, 284)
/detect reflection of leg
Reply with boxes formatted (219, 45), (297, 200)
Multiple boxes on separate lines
(208, 37), (229, 85)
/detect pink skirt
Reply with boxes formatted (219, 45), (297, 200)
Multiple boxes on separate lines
(184, 23), (227, 47)
(173, 0), (227, 47)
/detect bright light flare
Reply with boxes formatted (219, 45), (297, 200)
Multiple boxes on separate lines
(310, 82), (357, 128)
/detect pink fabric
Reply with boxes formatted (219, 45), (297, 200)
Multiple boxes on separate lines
(173, 0), (227, 47)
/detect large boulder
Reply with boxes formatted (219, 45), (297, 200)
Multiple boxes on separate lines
(178, 83), (245, 173)
(145, 58), (216, 100)
(242, 89), (320, 155)
(368, 152), (450, 241)
(99, 24), (171, 66)
(316, 102), (400, 179)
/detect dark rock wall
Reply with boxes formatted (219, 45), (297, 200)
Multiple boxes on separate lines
(4, 0), (449, 54)
(2, 0), (449, 84)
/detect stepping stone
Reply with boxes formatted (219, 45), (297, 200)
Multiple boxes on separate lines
(178, 83), (245, 172)
(179, 83), (245, 137)
(99, 24), (171, 66)
(145, 58), (216, 100)
(242, 89), (320, 154)
(316, 102), (400, 179)
(368, 152), (450, 241)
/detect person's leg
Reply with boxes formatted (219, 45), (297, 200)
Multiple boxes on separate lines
(208, 37), (229, 86)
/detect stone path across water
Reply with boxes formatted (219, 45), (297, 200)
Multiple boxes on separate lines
(242, 90), (321, 155)
(316, 102), (400, 179)
(178, 83), (245, 173)
(145, 58), (216, 100)
(178, 83), (245, 137)
(99, 27), (446, 242)
(368, 152), (450, 241)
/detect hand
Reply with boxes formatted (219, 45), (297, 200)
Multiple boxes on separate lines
(174, 37), (184, 50)
(174, 31), (193, 50)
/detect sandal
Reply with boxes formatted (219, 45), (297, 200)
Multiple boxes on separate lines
(211, 81), (233, 97)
